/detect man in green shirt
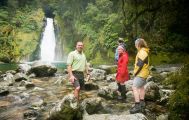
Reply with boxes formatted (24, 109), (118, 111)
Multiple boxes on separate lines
(67, 41), (90, 100)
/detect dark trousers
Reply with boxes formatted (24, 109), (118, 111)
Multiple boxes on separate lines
(72, 71), (85, 90)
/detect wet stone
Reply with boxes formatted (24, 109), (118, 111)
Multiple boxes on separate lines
(19, 81), (35, 89)
(6, 70), (16, 75)
(14, 73), (28, 82)
(84, 82), (99, 91)
(0, 87), (9, 96)
(106, 74), (116, 82)
(29, 61), (57, 77)
(23, 110), (39, 120)
(25, 83), (35, 89)
(81, 97), (102, 114)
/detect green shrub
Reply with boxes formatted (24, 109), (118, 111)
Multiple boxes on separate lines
(165, 64), (189, 120)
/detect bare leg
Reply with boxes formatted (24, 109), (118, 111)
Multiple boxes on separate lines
(132, 86), (140, 102)
(139, 86), (145, 100)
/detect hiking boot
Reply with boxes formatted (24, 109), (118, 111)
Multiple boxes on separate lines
(140, 100), (145, 109)
(129, 103), (141, 114)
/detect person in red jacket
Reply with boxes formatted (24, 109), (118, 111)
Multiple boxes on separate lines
(116, 44), (129, 100)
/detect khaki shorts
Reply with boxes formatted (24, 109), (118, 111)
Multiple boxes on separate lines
(133, 76), (146, 88)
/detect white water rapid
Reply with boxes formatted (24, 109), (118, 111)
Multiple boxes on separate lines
(40, 18), (56, 62)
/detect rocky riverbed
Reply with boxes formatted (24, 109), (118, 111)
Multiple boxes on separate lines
(0, 61), (181, 120)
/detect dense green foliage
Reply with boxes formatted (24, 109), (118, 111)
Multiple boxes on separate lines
(51, 0), (124, 63)
(163, 64), (189, 120)
(0, 0), (189, 63)
(0, 0), (44, 63)
(49, 0), (189, 64)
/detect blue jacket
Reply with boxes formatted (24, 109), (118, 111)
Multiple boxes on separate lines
(115, 47), (119, 62)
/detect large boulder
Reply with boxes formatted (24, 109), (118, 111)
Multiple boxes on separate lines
(90, 68), (106, 81)
(28, 61), (57, 77)
(48, 94), (83, 120)
(145, 81), (160, 101)
(98, 82), (130, 100)
(81, 97), (102, 114)
(98, 65), (117, 74)
(97, 83), (120, 100)
(98, 87), (113, 99)
(14, 73), (28, 82)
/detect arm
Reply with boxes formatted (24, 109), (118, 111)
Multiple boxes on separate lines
(67, 52), (76, 83)
(134, 58), (144, 76)
(67, 65), (73, 77)
(67, 65), (76, 83)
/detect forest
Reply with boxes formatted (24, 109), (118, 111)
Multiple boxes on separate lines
(0, 0), (189, 63)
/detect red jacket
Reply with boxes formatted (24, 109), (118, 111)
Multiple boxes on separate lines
(116, 52), (129, 83)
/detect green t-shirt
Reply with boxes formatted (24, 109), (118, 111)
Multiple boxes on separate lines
(67, 50), (87, 72)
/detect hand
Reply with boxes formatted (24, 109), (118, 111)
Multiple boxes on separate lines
(69, 75), (76, 83)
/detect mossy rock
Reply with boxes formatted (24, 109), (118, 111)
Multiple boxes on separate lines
(48, 105), (83, 120)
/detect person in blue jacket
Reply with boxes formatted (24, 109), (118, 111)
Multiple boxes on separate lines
(115, 37), (125, 63)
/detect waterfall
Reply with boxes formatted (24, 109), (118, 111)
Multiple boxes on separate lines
(40, 18), (56, 62)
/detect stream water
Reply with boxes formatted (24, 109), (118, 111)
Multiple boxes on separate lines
(0, 75), (133, 120)
(0, 63), (18, 73)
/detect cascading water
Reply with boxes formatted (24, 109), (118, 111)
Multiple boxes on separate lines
(40, 18), (56, 62)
